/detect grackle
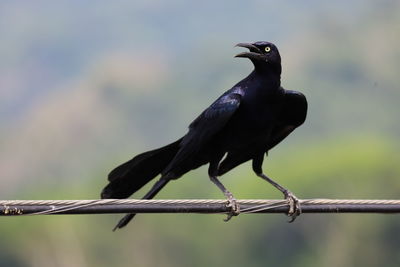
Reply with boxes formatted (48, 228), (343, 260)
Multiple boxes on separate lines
(101, 41), (308, 230)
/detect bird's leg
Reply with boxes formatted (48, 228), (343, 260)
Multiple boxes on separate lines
(209, 175), (240, 221)
(257, 173), (301, 222)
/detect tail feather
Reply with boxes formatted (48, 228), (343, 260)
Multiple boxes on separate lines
(112, 177), (169, 230)
(101, 138), (182, 199)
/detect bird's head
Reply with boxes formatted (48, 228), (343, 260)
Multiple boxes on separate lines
(235, 41), (281, 73)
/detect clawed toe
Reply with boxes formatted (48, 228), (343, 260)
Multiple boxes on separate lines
(224, 193), (240, 222)
(284, 190), (301, 222)
(256, 173), (301, 222)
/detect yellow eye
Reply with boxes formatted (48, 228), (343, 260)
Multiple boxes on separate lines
(264, 46), (271, 52)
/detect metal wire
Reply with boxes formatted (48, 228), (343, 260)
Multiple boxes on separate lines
(2, 199), (400, 216)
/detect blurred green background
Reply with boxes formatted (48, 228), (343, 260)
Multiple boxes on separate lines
(1, 1), (400, 266)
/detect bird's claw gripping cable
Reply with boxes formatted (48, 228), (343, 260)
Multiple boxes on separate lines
(285, 190), (301, 223)
(224, 194), (240, 222)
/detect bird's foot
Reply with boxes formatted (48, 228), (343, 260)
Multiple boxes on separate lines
(284, 190), (301, 223)
(224, 192), (240, 222)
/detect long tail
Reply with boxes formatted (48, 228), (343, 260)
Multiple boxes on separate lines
(101, 138), (182, 229)
(111, 177), (169, 230)
(101, 138), (182, 199)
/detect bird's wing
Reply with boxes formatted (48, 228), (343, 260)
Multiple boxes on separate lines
(218, 89), (307, 176)
(163, 88), (244, 175)
(266, 89), (307, 151)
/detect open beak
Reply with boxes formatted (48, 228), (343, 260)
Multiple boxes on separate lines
(234, 42), (263, 60)
(235, 43), (262, 53)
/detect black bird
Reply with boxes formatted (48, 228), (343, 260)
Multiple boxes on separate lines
(101, 41), (308, 230)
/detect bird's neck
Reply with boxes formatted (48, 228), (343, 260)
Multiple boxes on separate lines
(254, 61), (281, 75)
(252, 65), (281, 87)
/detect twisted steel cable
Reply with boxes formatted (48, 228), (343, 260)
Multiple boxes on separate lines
(2, 198), (400, 216)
